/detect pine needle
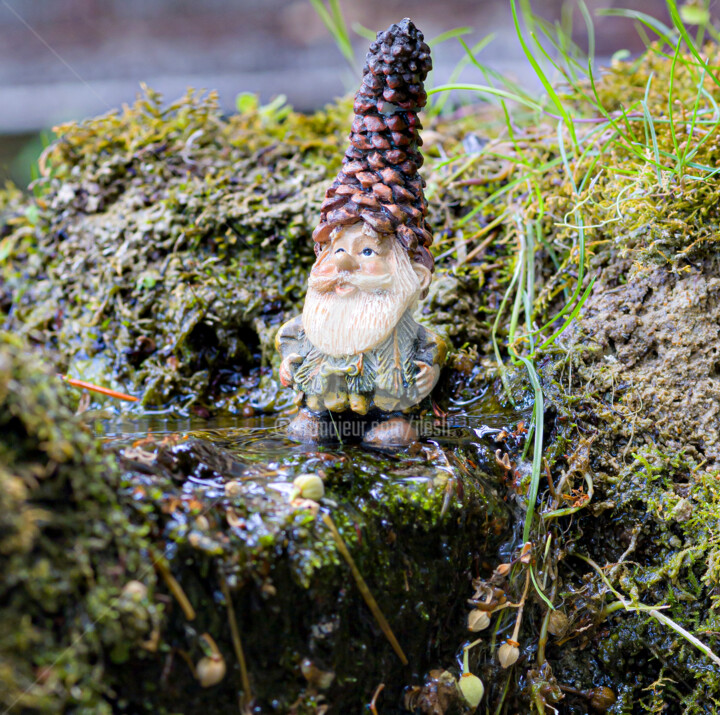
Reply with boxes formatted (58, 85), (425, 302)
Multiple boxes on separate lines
(61, 375), (138, 402)
(152, 551), (196, 621)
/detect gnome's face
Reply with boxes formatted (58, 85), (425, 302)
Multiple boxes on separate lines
(302, 222), (430, 357)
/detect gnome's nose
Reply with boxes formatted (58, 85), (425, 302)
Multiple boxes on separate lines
(334, 250), (358, 273)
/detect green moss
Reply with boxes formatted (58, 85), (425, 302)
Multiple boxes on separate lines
(0, 89), (355, 414)
(0, 334), (517, 714)
(0, 331), (158, 713)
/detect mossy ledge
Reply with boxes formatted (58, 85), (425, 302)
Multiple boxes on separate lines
(0, 330), (514, 713)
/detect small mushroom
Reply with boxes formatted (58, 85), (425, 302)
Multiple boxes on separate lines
(121, 580), (148, 600)
(468, 609), (490, 632)
(458, 672), (484, 710)
(196, 655), (226, 688)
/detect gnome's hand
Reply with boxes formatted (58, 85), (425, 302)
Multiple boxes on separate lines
(279, 353), (303, 388)
(414, 361), (440, 401)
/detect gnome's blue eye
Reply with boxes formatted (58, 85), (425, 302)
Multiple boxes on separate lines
(361, 247), (376, 257)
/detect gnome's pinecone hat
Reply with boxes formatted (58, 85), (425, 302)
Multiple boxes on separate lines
(312, 19), (434, 271)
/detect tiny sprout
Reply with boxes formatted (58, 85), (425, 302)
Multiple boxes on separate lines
(468, 609), (490, 632)
(497, 639), (520, 668)
(292, 473), (324, 501)
(459, 638), (484, 710)
(196, 654), (226, 687)
(457, 672), (484, 710)
(195, 633), (226, 688)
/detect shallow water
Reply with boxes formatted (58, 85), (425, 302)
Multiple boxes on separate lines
(100, 407), (530, 449)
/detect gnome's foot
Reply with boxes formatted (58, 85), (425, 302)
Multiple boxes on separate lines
(363, 416), (418, 449)
(285, 408), (330, 443)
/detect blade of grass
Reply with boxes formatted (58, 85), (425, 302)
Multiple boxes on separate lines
(510, 0), (578, 147)
(351, 21), (376, 41)
(308, 0), (355, 69)
(328, 0), (352, 57)
(667, 0), (720, 92)
(518, 356), (544, 544)
(430, 35), (496, 117)
(668, 39), (682, 169)
(597, 8), (679, 47)
(681, 77), (717, 167)
(578, 0), (595, 67)
(641, 74), (663, 182)
(429, 83), (544, 114)
(537, 276), (597, 351)
(428, 26), (472, 48)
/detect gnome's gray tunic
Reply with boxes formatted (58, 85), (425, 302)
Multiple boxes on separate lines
(275, 310), (445, 413)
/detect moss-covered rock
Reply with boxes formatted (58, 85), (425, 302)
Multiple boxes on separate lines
(4, 30), (720, 715)
(112, 424), (513, 713)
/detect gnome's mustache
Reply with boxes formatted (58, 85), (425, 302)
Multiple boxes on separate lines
(307, 270), (393, 294)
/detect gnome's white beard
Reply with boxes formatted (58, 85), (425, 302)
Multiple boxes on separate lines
(302, 245), (422, 357)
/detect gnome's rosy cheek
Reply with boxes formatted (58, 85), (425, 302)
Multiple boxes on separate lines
(362, 255), (391, 277)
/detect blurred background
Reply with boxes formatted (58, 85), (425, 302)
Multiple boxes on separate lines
(0, 0), (673, 186)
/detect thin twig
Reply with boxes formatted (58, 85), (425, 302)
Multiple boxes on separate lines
(649, 609), (720, 668)
(543, 458), (557, 498)
(152, 553), (196, 621)
(577, 554), (720, 668)
(457, 230), (498, 266)
(369, 683), (385, 715)
(322, 513), (408, 665)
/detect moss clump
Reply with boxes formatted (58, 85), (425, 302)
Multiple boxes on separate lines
(0, 331), (158, 713)
(0, 85), (518, 416)
(0, 89), (353, 414)
(438, 41), (720, 715)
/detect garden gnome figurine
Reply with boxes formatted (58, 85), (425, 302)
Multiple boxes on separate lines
(276, 18), (447, 447)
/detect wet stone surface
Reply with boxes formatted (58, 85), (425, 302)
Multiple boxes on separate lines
(101, 411), (524, 713)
